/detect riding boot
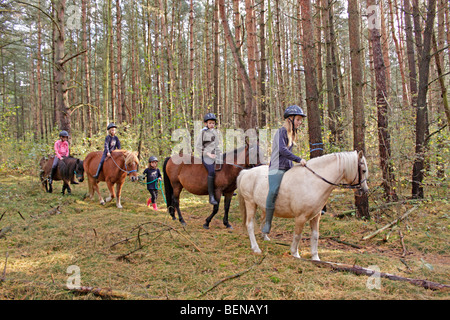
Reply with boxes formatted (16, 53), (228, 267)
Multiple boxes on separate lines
(146, 198), (152, 207)
(262, 207), (275, 234)
(49, 166), (58, 185)
(93, 161), (104, 179)
(207, 176), (218, 205)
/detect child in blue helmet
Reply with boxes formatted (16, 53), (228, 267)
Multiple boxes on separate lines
(143, 156), (162, 210)
(263, 105), (307, 234)
(93, 123), (121, 179)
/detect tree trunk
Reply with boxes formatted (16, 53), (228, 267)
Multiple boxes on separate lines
(54, 0), (71, 133)
(367, 0), (397, 202)
(348, 0), (369, 219)
(116, 0), (125, 123)
(274, 0), (285, 114)
(36, 2), (43, 139)
(299, 0), (323, 159)
(411, 0), (437, 199)
(232, 0), (245, 127)
(219, 0), (256, 130)
(82, 0), (92, 140)
(213, 0), (220, 116)
(259, 0), (267, 127)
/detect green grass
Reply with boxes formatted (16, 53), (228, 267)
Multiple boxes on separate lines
(0, 172), (449, 300)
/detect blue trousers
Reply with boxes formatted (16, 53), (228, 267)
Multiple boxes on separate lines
(202, 158), (215, 177)
(265, 169), (287, 210)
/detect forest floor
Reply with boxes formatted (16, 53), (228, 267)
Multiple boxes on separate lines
(0, 171), (448, 301)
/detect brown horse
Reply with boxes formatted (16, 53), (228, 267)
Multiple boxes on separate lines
(163, 144), (263, 228)
(83, 150), (139, 208)
(40, 156), (84, 194)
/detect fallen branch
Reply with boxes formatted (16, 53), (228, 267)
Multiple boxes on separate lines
(131, 221), (203, 253)
(65, 285), (147, 299)
(362, 206), (418, 240)
(306, 259), (450, 291)
(198, 255), (267, 297)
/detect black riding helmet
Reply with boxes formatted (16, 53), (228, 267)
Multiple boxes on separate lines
(59, 130), (69, 137)
(203, 113), (217, 123)
(283, 105), (307, 119)
(148, 156), (158, 162)
(107, 122), (117, 130)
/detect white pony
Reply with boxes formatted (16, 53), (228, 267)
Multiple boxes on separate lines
(237, 151), (369, 260)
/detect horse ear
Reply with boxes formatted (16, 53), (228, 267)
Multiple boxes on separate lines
(358, 150), (364, 159)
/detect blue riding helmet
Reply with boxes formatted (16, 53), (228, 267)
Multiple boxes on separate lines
(203, 113), (217, 123)
(148, 156), (158, 162)
(283, 105), (307, 119)
(59, 130), (69, 137)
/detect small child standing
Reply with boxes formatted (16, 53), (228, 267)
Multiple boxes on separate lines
(143, 156), (162, 210)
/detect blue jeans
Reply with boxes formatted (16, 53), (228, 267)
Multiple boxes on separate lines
(265, 169), (287, 210)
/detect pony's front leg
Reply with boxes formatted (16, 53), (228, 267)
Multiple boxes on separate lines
(290, 216), (306, 259)
(309, 214), (321, 261)
(245, 201), (261, 254)
(115, 182), (124, 209)
(203, 197), (220, 229)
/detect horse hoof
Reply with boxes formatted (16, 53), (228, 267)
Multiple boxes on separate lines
(180, 220), (187, 226)
(225, 223), (233, 229)
(203, 224), (210, 230)
(100, 201), (105, 205)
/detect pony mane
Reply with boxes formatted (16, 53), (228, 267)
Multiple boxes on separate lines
(124, 150), (139, 166)
(306, 151), (358, 180)
(112, 150), (139, 165)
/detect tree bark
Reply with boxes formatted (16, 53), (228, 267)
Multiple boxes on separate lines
(299, 0), (323, 159)
(411, 0), (437, 199)
(367, 0), (398, 202)
(54, 0), (71, 133)
(348, 0), (369, 219)
(219, 0), (256, 130)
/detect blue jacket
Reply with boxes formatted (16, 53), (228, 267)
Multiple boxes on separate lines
(269, 127), (302, 171)
(103, 135), (121, 154)
(143, 168), (161, 190)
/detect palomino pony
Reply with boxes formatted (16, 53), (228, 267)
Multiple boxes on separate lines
(237, 151), (369, 260)
(83, 150), (139, 208)
(163, 144), (262, 228)
(40, 156), (84, 194)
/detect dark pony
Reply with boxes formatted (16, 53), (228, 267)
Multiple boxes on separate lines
(40, 156), (84, 194)
(163, 143), (263, 228)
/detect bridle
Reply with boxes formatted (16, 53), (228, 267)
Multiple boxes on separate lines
(109, 154), (138, 175)
(304, 157), (367, 190)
